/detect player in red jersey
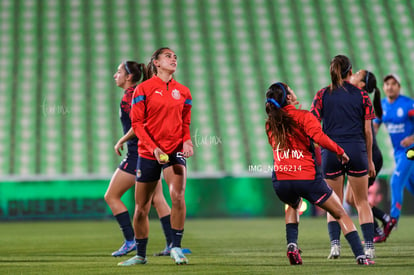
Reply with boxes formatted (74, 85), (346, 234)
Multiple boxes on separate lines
(311, 55), (376, 259)
(118, 48), (193, 266)
(105, 61), (174, 257)
(266, 82), (373, 266)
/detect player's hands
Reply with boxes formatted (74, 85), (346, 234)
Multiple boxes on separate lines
(368, 160), (376, 178)
(154, 147), (169, 164)
(183, 139), (194, 158)
(338, 152), (349, 165)
(114, 141), (124, 156)
(400, 135), (414, 147)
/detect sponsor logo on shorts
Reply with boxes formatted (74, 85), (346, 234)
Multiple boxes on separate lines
(176, 152), (186, 164)
(137, 169), (142, 177)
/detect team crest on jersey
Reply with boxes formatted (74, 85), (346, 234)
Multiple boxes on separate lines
(397, 107), (404, 117)
(171, 89), (181, 100)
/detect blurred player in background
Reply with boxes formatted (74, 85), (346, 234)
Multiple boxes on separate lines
(368, 180), (385, 217)
(105, 61), (173, 257)
(348, 70), (391, 243)
(373, 74), (414, 241)
(311, 55), (376, 259)
(118, 48), (193, 266)
(265, 82), (374, 266)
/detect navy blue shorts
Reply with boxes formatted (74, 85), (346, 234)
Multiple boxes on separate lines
(322, 142), (368, 179)
(136, 152), (187, 182)
(118, 152), (138, 175)
(272, 172), (333, 207)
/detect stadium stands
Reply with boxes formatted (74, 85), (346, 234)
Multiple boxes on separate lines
(0, 0), (14, 175)
(1, 0), (410, 177)
(12, 0), (39, 176)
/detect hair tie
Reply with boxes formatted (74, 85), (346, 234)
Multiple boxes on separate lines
(124, 61), (132, 74)
(266, 98), (281, 108)
(274, 82), (287, 105)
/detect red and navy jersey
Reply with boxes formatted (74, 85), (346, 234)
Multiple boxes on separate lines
(130, 75), (192, 159)
(120, 85), (138, 154)
(267, 105), (344, 180)
(310, 81), (375, 143)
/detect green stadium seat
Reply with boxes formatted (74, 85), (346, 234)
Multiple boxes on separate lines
(37, 0), (64, 175)
(0, 0), (14, 175)
(223, 0), (272, 168)
(131, 0), (157, 59)
(385, 0), (414, 97)
(177, 0), (221, 173)
(13, 0), (39, 175)
(294, 0), (331, 95)
(63, 0), (89, 175)
(203, 0), (249, 173)
(363, 0), (404, 79)
(269, 0), (313, 108)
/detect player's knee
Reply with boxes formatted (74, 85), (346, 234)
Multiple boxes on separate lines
(345, 197), (355, 208)
(354, 197), (369, 207)
(104, 193), (115, 205)
(151, 193), (167, 208)
(134, 204), (150, 218)
(104, 193), (110, 203)
(170, 191), (185, 207)
(330, 208), (346, 220)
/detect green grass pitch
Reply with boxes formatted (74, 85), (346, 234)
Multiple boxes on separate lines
(1, 216), (414, 274)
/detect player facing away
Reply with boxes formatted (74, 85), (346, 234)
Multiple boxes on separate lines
(373, 73), (414, 240)
(348, 70), (391, 243)
(265, 82), (374, 266)
(118, 47), (193, 266)
(105, 61), (175, 257)
(311, 55), (376, 259)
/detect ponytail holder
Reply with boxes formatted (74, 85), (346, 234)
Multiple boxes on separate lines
(266, 98), (281, 108)
(275, 82), (287, 105)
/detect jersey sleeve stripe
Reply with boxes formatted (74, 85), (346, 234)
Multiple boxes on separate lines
(132, 95), (146, 106)
(184, 99), (192, 105)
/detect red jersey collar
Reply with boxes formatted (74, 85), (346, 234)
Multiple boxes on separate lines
(282, 104), (296, 111)
(152, 75), (175, 85)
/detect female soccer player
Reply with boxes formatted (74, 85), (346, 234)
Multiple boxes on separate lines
(310, 55), (376, 259)
(373, 73), (414, 241)
(118, 48), (193, 266)
(348, 70), (391, 243)
(266, 82), (374, 265)
(105, 61), (173, 257)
